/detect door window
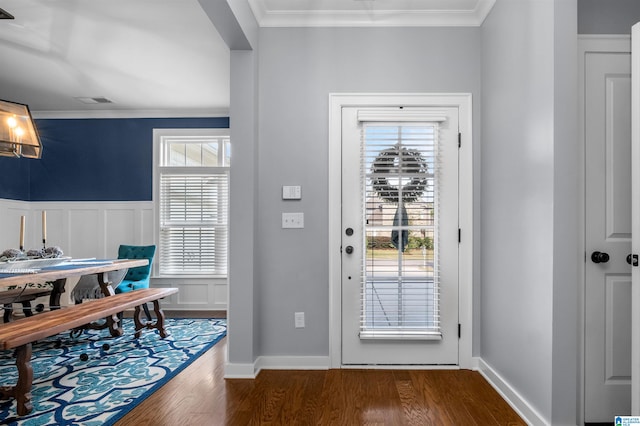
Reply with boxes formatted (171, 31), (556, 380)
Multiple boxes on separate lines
(362, 124), (441, 339)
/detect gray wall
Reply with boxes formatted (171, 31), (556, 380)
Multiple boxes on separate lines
(221, 2), (580, 422)
(578, 0), (640, 34)
(481, 0), (578, 423)
(552, 1), (580, 423)
(481, 0), (554, 419)
(257, 27), (482, 357)
(228, 50), (259, 365)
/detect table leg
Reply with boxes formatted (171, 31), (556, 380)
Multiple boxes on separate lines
(106, 313), (123, 337)
(15, 344), (33, 416)
(21, 301), (33, 317)
(153, 300), (169, 339)
(50, 278), (66, 310)
(3, 303), (11, 323)
(0, 344), (33, 416)
(132, 300), (169, 339)
(133, 305), (144, 339)
(97, 272), (116, 298)
(95, 272), (123, 337)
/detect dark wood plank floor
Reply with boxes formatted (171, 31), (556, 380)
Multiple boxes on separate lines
(115, 335), (525, 425)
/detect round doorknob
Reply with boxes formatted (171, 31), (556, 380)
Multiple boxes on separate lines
(591, 251), (610, 264)
(345, 245), (354, 254)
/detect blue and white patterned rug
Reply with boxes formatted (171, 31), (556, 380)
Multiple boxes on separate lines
(0, 318), (226, 426)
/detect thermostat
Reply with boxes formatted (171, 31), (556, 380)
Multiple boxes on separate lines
(282, 185), (302, 200)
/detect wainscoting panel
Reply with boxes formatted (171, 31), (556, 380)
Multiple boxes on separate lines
(68, 209), (103, 258)
(154, 278), (227, 310)
(0, 199), (30, 250)
(104, 208), (136, 256)
(141, 208), (155, 245)
(0, 199), (227, 311)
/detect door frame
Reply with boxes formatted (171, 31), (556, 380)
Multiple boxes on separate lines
(632, 23), (640, 415)
(328, 93), (473, 369)
(578, 35), (632, 423)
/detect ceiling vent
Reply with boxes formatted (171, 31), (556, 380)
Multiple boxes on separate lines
(74, 97), (114, 104)
(0, 8), (14, 19)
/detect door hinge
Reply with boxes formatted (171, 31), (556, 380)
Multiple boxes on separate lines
(458, 323), (461, 338)
(458, 132), (461, 148)
(458, 228), (461, 243)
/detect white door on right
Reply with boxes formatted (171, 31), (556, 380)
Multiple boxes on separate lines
(585, 50), (632, 422)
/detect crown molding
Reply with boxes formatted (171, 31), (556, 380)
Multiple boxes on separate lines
(31, 108), (230, 120)
(249, 0), (495, 27)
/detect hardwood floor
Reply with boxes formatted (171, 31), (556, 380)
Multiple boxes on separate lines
(115, 336), (525, 426)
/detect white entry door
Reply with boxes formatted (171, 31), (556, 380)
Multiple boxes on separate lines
(584, 49), (632, 421)
(341, 106), (459, 365)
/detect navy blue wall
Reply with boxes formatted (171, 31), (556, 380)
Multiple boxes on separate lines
(0, 117), (229, 201)
(0, 155), (30, 201)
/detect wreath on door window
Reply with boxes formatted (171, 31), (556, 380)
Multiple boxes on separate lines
(370, 146), (428, 203)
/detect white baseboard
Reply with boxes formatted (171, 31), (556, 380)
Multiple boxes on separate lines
(254, 356), (330, 374)
(476, 358), (547, 426)
(224, 362), (257, 379)
(224, 356), (330, 379)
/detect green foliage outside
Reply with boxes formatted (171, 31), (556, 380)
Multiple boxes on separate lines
(366, 234), (433, 250)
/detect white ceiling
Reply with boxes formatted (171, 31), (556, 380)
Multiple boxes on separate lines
(0, 0), (494, 117)
(0, 0), (230, 117)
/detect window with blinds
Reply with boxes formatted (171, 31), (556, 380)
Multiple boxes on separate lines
(157, 134), (230, 276)
(361, 123), (440, 339)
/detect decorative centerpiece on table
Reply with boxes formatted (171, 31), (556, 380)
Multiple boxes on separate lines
(1, 246), (65, 262)
(0, 212), (67, 288)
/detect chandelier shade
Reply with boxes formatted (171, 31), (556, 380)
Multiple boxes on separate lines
(0, 99), (42, 159)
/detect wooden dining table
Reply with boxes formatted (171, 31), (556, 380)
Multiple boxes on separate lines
(0, 258), (149, 310)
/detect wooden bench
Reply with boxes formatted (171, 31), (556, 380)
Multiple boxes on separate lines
(0, 288), (52, 323)
(0, 287), (178, 416)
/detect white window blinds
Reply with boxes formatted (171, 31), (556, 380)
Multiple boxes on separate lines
(157, 133), (230, 275)
(360, 121), (443, 340)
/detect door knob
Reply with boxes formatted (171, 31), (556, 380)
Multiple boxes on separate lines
(591, 251), (610, 264)
(628, 254), (639, 267)
(345, 245), (354, 254)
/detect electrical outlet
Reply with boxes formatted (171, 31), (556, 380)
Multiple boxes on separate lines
(294, 312), (305, 328)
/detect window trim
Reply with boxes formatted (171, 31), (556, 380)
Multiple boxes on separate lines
(153, 128), (230, 278)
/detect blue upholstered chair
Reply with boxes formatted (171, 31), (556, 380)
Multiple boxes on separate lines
(115, 245), (155, 320)
(71, 245), (156, 318)
(114, 245), (155, 294)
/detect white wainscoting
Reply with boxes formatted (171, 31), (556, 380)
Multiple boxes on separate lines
(0, 199), (227, 311)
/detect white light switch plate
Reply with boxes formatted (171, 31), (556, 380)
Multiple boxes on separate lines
(282, 212), (304, 228)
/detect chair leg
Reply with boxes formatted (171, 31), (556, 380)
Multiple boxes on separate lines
(142, 302), (152, 321)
